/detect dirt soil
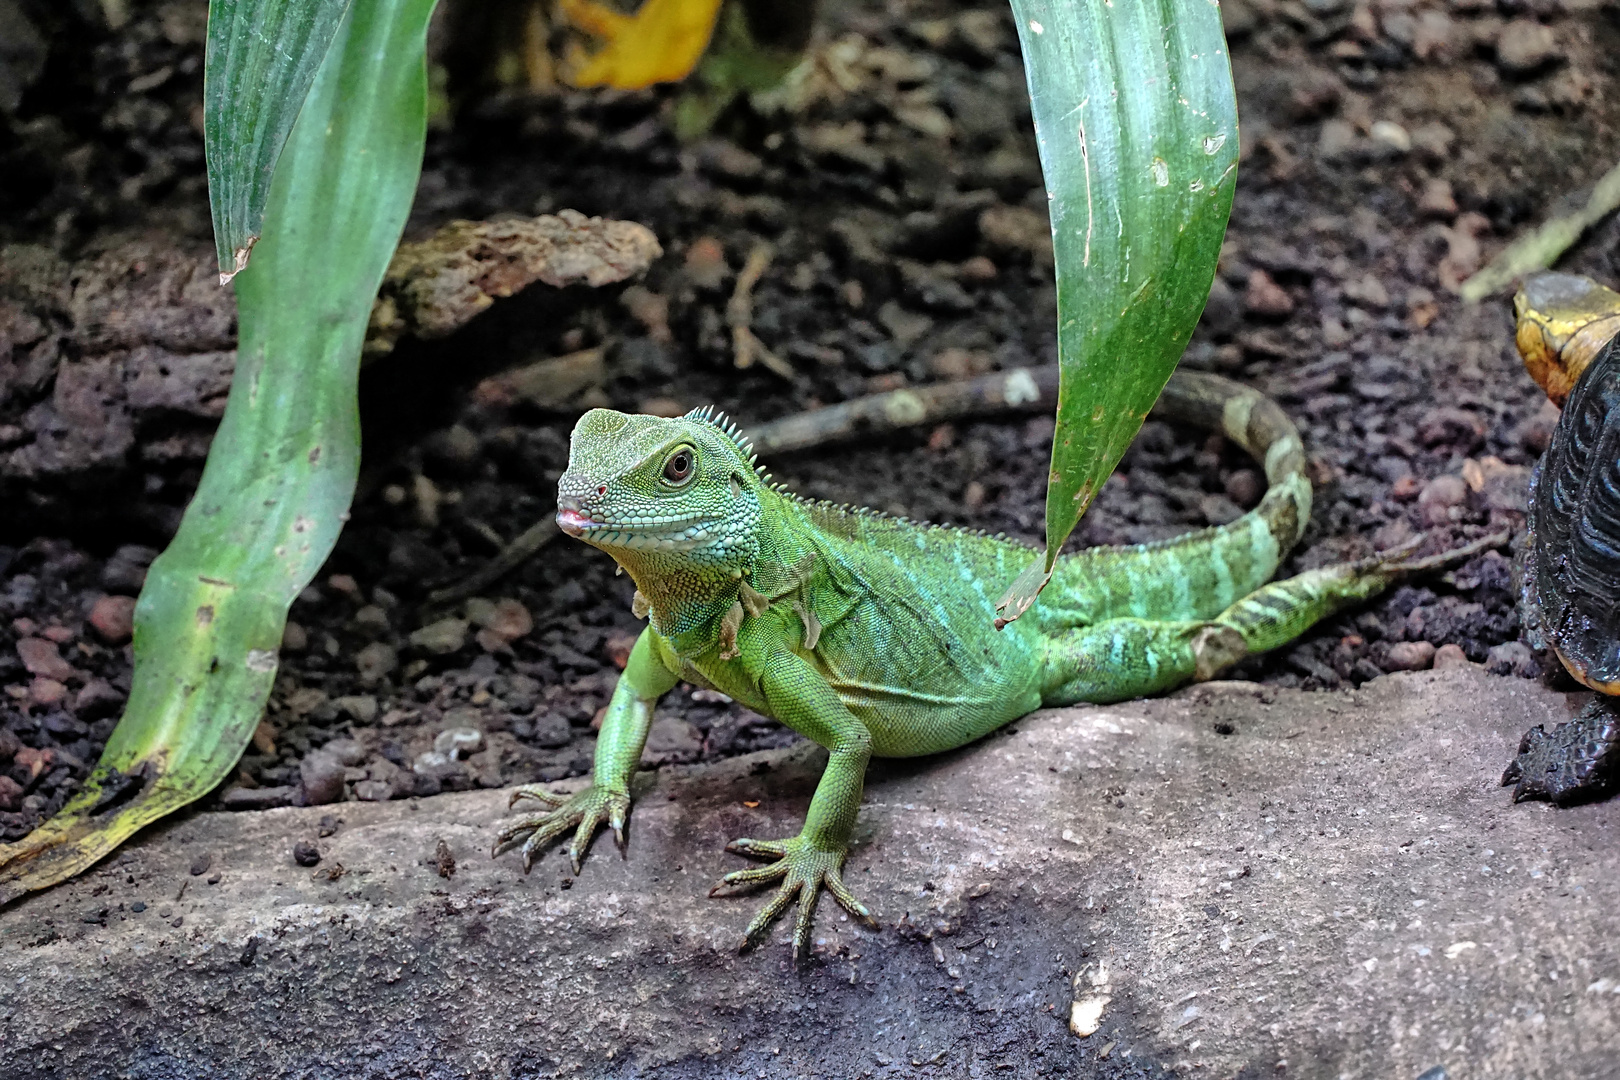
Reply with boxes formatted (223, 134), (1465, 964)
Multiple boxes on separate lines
(1, 0), (1617, 851)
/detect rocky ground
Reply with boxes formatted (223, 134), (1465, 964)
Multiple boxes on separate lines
(3, 0), (1620, 1074)
(0, 0), (1609, 840)
(0, 0), (1616, 991)
(0, 670), (1614, 1079)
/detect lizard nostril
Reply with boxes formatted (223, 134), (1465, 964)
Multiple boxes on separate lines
(597, 486), (607, 495)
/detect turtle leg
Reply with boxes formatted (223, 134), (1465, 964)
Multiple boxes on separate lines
(1502, 698), (1620, 807)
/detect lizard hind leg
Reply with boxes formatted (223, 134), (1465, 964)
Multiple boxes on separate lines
(1211, 531), (1507, 658)
(1039, 533), (1510, 704)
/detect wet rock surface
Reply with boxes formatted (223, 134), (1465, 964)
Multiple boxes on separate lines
(0, 670), (1614, 1079)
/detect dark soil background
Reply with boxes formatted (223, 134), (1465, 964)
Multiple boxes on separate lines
(1, 0), (1616, 844)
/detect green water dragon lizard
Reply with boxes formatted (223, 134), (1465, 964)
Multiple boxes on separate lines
(493, 369), (1498, 958)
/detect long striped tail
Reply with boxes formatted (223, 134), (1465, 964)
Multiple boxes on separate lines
(1154, 369), (1312, 555)
(1041, 370), (1312, 628)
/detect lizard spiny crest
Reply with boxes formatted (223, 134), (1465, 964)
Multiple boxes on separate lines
(685, 405), (772, 482)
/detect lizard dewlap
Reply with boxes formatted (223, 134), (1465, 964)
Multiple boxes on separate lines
(494, 370), (1500, 958)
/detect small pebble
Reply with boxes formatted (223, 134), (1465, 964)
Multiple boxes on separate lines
(1485, 641), (1538, 678)
(414, 750), (453, 775)
(298, 751), (347, 806)
(1384, 641), (1436, 672)
(16, 637), (75, 682)
(281, 621), (309, 653)
(1418, 178), (1458, 219)
(189, 854), (212, 877)
(1432, 643), (1472, 670)
(100, 545), (157, 593)
(327, 573), (361, 598)
(292, 841), (321, 867)
(1243, 269), (1294, 319)
(1368, 120), (1411, 155)
(527, 713), (574, 749)
(74, 679), (125, 719)
(87, 594), (136, 644)
(352, 605), (390, 635)
(1224, 469), (1263, 509)
(1495, 19), (1560, 75)
(1417, 475), (1467, 525)
(467, 598), (533, 644)
(432, 727), (484, 759)
(1317, 118), (1359, 161)
(322, 738), (368, 767)
(354, 780), (393, 802)
(355, 642), (398, 683)
(29, 677), (68, 707)
(130, 901), (146, 913)
(409, 618), (469, 656)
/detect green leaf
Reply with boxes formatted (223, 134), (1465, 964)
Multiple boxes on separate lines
(995, 0), (1239, 625)
(204, 0), (356, 282)
(0, 0), (437, 904)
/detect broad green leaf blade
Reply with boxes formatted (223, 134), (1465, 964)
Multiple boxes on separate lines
(0, 0), (437, 904)
(204, 0), (355, 282)
(995, 0), (1238, 625)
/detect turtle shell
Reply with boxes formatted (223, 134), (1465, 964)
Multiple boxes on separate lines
(1525, 330), (1620, 693)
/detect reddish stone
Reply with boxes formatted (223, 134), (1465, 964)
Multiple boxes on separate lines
(604, 630), (639, 670)
(16, 637), (75, 681)
(1243, 269), (1295, 319)
(1390, 475), (1423, 502)
(14, 746), (54, 781)
(1384, 641), (1437, 672)
(1432, 643), (1473, 670)
(485, 599), (533, 642)
(88, 594), (137, 644)
(28, 677), (68, 707)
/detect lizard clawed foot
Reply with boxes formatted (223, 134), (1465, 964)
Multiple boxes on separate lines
(709, 835), (877, 961)
(492, 784), (629, 874)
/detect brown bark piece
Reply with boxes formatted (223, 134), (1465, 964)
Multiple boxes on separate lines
(366, 209), (662, 356)
(0, 211), (658, 508)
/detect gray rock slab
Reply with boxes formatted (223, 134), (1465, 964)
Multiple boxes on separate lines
(0, 669), (1615, 1080)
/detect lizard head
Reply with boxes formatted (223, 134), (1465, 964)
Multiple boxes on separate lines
(556, 406), (764, 575)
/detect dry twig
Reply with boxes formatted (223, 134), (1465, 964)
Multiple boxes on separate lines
(726, 243), (794, 379)
(749, 366), (1058, 455)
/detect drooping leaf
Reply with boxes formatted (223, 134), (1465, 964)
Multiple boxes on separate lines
(204, 0), (356, 282)
(0, 0), (438, 904)
(995, 0), (1238, 625)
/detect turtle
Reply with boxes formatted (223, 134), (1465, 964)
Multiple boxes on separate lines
(1502, 270), (1620, 806)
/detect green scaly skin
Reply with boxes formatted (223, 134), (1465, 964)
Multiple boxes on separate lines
(492, 370), (1500, 959)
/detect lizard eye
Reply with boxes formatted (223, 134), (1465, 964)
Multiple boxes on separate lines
(663, 448), (694, 486)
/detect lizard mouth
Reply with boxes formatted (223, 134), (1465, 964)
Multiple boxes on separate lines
(555, 506), (720, 551)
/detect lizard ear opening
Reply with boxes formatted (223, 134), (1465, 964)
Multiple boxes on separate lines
(730, 473), (743, 498)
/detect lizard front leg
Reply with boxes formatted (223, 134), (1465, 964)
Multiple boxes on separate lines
(493, 627), (678, 872)
(711, 647), (878, 960)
